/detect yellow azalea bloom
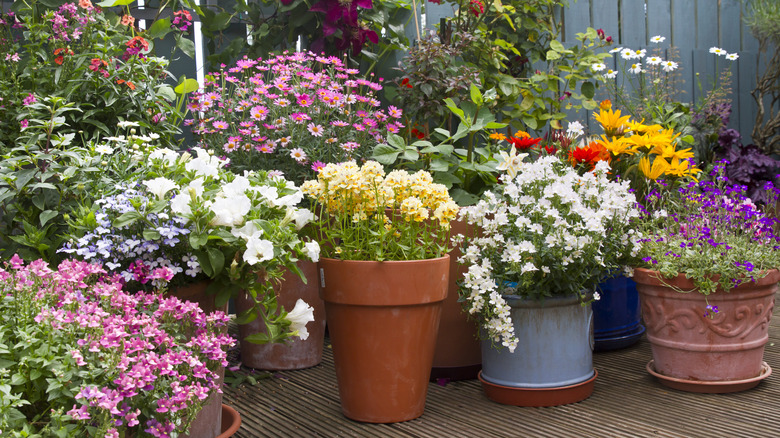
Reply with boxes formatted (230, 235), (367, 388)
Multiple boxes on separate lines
(598, 135), (636, 156)
(594, 108), (631, 136)
(489, 132), (507, 141)
(638, 156), (670, 180)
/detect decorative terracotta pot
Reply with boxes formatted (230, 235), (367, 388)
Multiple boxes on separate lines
(634, 268), (778, 393)
(169, 281), (227, 315)
(236, 260), (326, 370)
(479, 294), (596, 407)
(319, 256), (449, 423)
(430, 217), (482, 381)
(592, 275), (645, 351)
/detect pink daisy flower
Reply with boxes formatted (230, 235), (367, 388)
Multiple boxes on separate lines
(307, 123), (324, 137)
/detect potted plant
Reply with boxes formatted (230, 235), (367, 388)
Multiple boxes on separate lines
(301, 160), (458, 423)
(61, 141), (320, 363)
(0, 256), (237, 437)
(457, 153), (641, 406)
(632, 163), (780, 393)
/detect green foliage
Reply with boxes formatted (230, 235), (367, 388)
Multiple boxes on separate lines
(744, 0), (780, 154)
(373, 85), (506, 205)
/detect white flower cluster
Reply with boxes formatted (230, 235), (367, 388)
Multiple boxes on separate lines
(458, 156), (641, 349)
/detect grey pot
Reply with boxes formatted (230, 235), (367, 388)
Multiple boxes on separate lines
(481, 294), (594, 388)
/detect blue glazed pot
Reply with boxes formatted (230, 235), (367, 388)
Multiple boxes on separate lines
(481, 295), (594, 388)
(592, 275), (645, 351)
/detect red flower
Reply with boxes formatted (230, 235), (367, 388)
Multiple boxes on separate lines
(401, 77), (413, 89)
(469, 0), (484, 17)
(54, 55), (64, 65)
(508, 135), (542, 150)
(568, 141), (610, 169)
(126, 36), (149, 51)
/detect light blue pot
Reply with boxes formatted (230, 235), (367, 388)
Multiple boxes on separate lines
(481, 295), (594, 388)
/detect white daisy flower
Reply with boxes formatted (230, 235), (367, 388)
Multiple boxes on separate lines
(591, 62), (607, 72)
(710, 47), (727, 56)
(726, 53), (739, 61)
(609, 47), (623, 54)
(661, 60), (678, 72)
(646, 56), (663, 65)
(650, 35), (666, 43)
(629, 63), (643, 74)
(620, 48), (635, 60)
(604, 69), (618, 79)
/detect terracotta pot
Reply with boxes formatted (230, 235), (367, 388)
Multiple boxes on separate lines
(182, 367), (225, 438)
(634, 268), (778, 392)
(169, 281), (228, 315)
(430, 217), (482, 381)
(218, 404), (242, 437)
(236, 260), (326, 370)
(319, 256), (449, 423)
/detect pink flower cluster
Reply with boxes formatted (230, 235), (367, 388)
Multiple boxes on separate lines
(187, 51), (403, 183)
(4, 256), (234, 437)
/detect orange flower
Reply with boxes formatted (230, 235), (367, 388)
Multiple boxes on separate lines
(126, 81), (136, 90)
(116, 79), (137, 90)
(78, 0), (93, 9)
(55, 55), (64, 65)
(569, 141), (611, 169)
(600, 99), (612, 110)
(121, 15), (135, 27)
(489, 132), (507, 141)
(126, 36), (149, 51)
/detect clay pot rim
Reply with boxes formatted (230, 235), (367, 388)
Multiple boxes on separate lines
(632, 267), (780, 292)
(320, 254), (450, 265)
(218, 404), (241, 438)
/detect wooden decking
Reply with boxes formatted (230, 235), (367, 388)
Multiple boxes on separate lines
(223, 298), (780, 437)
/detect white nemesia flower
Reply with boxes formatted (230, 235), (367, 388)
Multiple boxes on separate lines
(593, 291), (601, 300)
(591, 63), (606, 72)
(243, 236), (275, 265)
(726, 53), (739, 61)
(286, 299), (315, 340)
(650, 35), (665, 43)
(143, 177), (177, 200)
(566, 121), (585, 138)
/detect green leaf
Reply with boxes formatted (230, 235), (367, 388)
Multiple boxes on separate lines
(97, 0), (134, 6)
(39, 210), (58, 227)
(546, 50), (561, 61)
(386, 133), (406, 149)
(176, 36), (196, 59)
(420, 83), (433, 96)
(518, 94), (535, 112)
(143, 229), (161, 241)
(113, 211), (142, 228)
(195, 250), (213, 277)
(581, 81), (595, 99)
(429, 158), (450, 172)
(174, 77), (200, 95)
(146, 18), (173, 40)
(469, 84), (484, 106)
(550, 40), (566, 52)
(157, 85), (176, 102)
(401, 149), (419, 161)
(372, 144), (400, 165)
(206, 247), (225, 276)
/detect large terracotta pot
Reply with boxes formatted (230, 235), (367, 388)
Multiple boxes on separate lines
(182, 367), (225, 438)
(634, 268), (778, 392)
(430, 217), (481, 381)
(479, 294), (596, 406)
(236, 260), (326, 370)
(169, 281), (227, 315)
(319, 256), (449, 423)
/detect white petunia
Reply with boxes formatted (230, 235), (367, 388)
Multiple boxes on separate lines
(243, 236), (275, 265)
(148, 147), (180, 165)
(170, 193), (192, 216)
(143, 177), (177, 200)
(293, 208), (315, 230)
(304, 241), (320, 262)
(210, 194), (251, 227)
(285, 299), (315, 340)
(231, 221), (261, 240)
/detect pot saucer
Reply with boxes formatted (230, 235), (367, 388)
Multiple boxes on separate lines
(478, 370), (597, 407)
(646, 360), (772, 394)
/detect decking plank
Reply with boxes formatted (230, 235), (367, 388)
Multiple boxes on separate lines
(224, 294), (780, 437)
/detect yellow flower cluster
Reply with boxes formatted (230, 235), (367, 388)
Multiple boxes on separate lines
(592, 106), (701, 182)
(301, 161), (458, 228)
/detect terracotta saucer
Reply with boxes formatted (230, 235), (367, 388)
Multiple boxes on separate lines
(478, 370), (598, 407)
(646, 360), (772, 394)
